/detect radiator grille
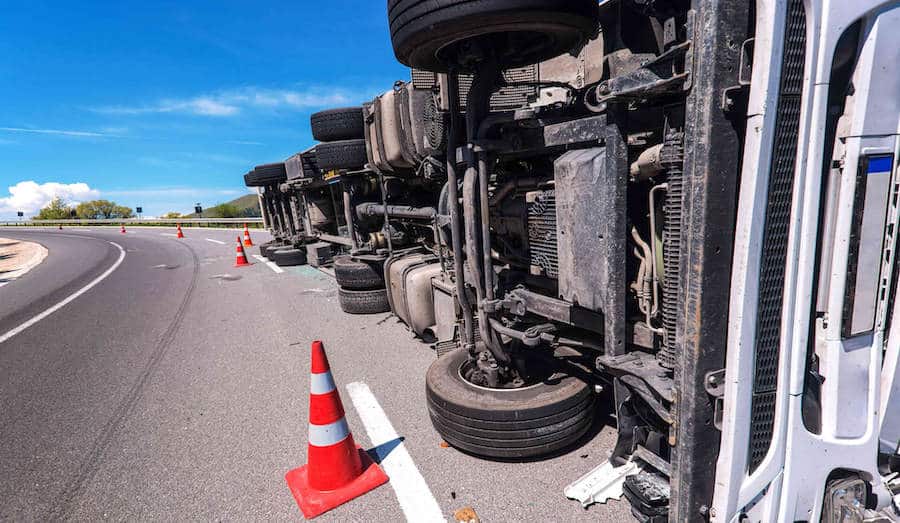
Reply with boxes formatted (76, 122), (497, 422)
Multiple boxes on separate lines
(527, 190), (559, 278)
(411, 66), (538, 110)
(748, 0), (806, 473)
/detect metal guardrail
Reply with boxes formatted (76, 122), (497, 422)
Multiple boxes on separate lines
(0, 218), (265, 227)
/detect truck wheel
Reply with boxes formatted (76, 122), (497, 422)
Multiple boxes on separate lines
(315, 139), (368, 171)
(245, 163), (287, 186)
(338, 288), (391, 314)
(388, 0), (599, 72)
(259, 241), (279, 258)
(426, 347), (595, 459)
(311, 107), (365, 142)
(333, 255), (385, 290)
(271, 248), (307, 267)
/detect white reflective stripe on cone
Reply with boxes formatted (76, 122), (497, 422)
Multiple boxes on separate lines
(309, 418), (351, 447)
(310, 372), (336, 395)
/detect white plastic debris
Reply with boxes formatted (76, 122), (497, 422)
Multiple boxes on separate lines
(564, 459), (641, 508)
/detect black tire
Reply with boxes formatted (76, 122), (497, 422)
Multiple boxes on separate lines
(245, 163), (287, 186)
(388, 0), (599, 72)
(338, 288), (390, 314)
(426, 347), (595, 459)
(311, 107), (365, 142)
(333, 255), (385, 290)
(271, 247), (307, 267)
(259, 241), (278, 258)
(315, 139), (368, 171)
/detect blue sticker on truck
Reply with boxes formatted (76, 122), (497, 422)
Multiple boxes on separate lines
(867, 155), (893, 175)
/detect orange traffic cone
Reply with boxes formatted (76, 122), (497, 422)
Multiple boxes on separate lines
(243, 224), (253, 247)
(120, 225), (126, 234)
(234, 236), (251, 267)
(285, 341), (389, 518)
(176, 224), (185, 239)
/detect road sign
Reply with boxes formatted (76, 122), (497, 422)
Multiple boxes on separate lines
(136, 206), (143, 214)
(17, 211), (23, 218)
(195, 204), (203, 214)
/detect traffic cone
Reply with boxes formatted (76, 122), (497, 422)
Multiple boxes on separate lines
(176, 224), (185, 239)
(234, 237), (251, 267)
(243, 224), (253, 247)
(120, 225), (126, 234)
(285, 341), (388, 518)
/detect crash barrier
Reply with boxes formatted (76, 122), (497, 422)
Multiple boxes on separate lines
(0, 218), (265, 228)
(285, 340), (388, 518)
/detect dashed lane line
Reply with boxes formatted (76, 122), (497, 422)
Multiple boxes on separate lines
(252, 254), (284, 273)
(0, 241), (126, 344)
(160, 233), (178, 237)
(346, 382), (444, 523)
(205, 238), (225, 245)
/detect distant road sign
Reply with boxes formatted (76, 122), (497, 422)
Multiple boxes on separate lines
(17, 211), (24, 217)
(136, 206), (143, 214)
(194, 205), (203, 214)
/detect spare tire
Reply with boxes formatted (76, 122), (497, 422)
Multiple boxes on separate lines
(338, 288), (391, 315)
(271, 247), (307, 267)
(311, 107), (365, 142)
(316, 139), (368, 171)
(333, 255), (385, 290)
(426, 347), (595, 459)
(388, 0), (599, 72)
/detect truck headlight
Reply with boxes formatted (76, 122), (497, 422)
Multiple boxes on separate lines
(824, 477), (868, 523)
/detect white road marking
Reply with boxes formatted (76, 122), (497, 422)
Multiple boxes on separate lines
(160, 233), (177, 237)
(346, 382), (444, 523)
(0, 241), (127, 345)
(251, 254), (284, 273)
(205, 238), (225, 245)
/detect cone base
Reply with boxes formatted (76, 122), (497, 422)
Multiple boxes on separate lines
(244, 240), (253, 247)
(234, 261), (250, 267)
(285, 447), (389, 519)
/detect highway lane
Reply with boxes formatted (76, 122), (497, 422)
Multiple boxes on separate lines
(0, 226), (631, 521)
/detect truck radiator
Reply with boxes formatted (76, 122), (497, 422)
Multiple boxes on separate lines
(660, 130), (685, 369)
(526, 190), (559, 278)
(412, 66), (539, 111)
(748, 0), (807, 472)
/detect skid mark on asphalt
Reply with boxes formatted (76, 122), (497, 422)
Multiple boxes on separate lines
(346, 382), (445, 523)
(48, 242), (200, 520)
(251, 254), (284, 273)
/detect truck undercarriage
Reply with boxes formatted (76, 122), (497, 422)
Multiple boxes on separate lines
(244, 1), (900, 520)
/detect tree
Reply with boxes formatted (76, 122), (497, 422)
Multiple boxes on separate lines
(161, 211), (182, 219)
(206, 202), (241, 218)
(34, 197), (73, 220)
(75, 199), (134, 219)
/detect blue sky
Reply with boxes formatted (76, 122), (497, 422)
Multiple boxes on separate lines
(0, 1), (408, 218)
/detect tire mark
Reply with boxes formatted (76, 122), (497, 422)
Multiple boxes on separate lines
(48, 239), (200, 520)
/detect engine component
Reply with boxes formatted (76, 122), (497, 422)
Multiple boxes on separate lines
(384, 253), (442, 339)
(526, 189), (559, 277)
(554, 147), (626, 326)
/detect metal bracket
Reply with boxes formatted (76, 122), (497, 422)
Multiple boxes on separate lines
(704, 369), (726, 430)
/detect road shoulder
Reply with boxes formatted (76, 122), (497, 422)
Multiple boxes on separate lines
(0, 237), (49, 286)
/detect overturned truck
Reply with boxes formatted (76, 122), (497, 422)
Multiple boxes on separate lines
(246, 1), (900, 521)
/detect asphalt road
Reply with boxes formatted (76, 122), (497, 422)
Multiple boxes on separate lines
(0, 226), (632, 522)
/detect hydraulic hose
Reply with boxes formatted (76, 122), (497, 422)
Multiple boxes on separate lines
(445, 71), (475, 350)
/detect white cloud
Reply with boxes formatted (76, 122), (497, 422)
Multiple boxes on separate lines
(0, 127), (115, 138)
(0, 181), (100, 216)
(91, 86), (361, 117)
